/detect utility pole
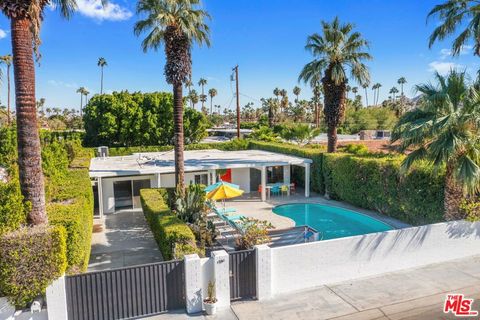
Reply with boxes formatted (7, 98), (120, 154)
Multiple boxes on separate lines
(233, 65), (240, 138)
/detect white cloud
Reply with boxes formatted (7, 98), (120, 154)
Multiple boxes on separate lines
(76, 0), (132, 21)
(439, 45), (473, 59)
(0, 29), (7, 39)
(48, 80), (79, 89)
(428, 61), (464, 75)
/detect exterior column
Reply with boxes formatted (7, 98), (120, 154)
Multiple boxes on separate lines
(261, 166), (267, 201)
(46, 276), (68, 320)
(154, 173), (161, 188)
(207, 170), (212, 186)
(211, 250), (230, 308)
(184, 254), (203, 314)
(304, 163), (310, 198)
(98, 177), (104, 218)
(255, 244), (272, 300)
(283, 165), (291, 185)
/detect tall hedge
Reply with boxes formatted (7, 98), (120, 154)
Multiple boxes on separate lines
(249, 141), (326, 194)
(0, 225), (67, 307)
(83, 91), (208, 147)
(140, 189), (200, 260)
(46, 169), (94, 273)
(322, 153), (445, 225)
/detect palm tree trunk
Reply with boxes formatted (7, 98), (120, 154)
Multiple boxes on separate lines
(364, 88), (368, 107)
(7, 64), (11, 125)
(100, 67), (104, 94)
(173, 82), (185, 193)
(326, 124), (337, 152)
(11, 17), (47, 225)
(444, 162), (466, 220)
(80, 94), (83, 117)
(210, 96), (213, 114)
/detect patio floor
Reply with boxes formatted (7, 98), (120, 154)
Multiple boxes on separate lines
(222, 192), (409, 231)
(88, 209), (163, 271)
(149, 254), (480, 320)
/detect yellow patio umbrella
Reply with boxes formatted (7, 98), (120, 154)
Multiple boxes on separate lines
(206, 183), (244, 201)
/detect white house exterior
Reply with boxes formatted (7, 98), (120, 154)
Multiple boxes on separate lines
(89, 149), (313, 217)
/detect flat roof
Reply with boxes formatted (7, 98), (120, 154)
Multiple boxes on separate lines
(89, 149), (312, 178)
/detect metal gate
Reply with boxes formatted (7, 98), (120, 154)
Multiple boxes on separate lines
(229, 249), (257, 301)
(65, 260), (185, 320)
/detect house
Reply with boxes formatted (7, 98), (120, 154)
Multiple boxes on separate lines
(89, 149), (313, 217)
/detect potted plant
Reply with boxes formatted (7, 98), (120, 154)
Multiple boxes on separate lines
(203, 280), (217, 315)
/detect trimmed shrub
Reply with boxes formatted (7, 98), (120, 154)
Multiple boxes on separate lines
(46, 169), (93, 273)
(249, 140), (326, 194)
(0, 225), (67, 307)
(323, 153), (445, 225)
(0, 179), (27, 236)
(140, 189), (200, 260)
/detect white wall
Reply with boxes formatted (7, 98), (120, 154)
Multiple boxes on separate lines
(159, 172), (209, 188)
(270, 221), (480, 295)
(231, 168), (251, 193)
(102, 175), (155, 214)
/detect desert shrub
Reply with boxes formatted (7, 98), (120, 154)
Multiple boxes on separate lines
(235, 217), (274, 250)
(46, 169), (93, 273)
(460, 200), (480, 221)
(140, 189), (201, 260)
(40, 130), (85, 144)
(322, 153), (445, 225)
(0, 225), (67, 307)
(341, 143), (369, 156)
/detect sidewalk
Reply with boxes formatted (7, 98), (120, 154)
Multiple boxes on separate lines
(231, 255), (480, 320)
(151, 255), (480, 320)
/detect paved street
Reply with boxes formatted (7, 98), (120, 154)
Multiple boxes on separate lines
(88, 209), (163, 271)
(151, 255), (480, 320)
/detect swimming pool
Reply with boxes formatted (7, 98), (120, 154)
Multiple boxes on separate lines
(273, 203), (393, 240)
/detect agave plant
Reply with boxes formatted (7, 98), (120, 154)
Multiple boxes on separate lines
(175, 184), (206, 223)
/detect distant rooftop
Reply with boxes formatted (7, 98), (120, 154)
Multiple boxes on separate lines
(89, 149), (312, 178)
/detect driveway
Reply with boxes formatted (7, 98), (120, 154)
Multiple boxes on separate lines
(88, 209), (163, 271)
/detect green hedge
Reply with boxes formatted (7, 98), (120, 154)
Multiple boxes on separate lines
(0, 225), (67, 307)
(46, 169), (93, 273)
(249, 141), (326, 194)
(323, 153), (445, 225)
(140, 188), (200, 260)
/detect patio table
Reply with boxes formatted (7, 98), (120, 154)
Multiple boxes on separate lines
(265, 183), (294, 198)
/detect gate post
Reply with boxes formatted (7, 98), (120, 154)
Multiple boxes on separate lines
(211, 250), (230, 308)
(184, 254), (203, 314)
(45, 276), (68, 320)
(255, 245), (272, 300)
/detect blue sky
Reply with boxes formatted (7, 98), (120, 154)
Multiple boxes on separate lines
(0, 0), (479, 112)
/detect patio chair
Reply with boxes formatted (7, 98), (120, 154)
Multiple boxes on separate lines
(281, 185), (289, 196)
(271, 185), (281, 197)
(290, 183), (296, 195)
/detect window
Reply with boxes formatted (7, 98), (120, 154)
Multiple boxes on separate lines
(267, 166), (284, 184)
(195, 174), (208, 185)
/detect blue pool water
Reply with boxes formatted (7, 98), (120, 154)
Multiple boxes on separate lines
(273, 203), (393, 240)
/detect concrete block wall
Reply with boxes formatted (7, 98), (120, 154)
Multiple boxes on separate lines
(265, 220), (480, 295)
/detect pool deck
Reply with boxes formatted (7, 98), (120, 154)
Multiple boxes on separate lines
(223, 192), (409, 231)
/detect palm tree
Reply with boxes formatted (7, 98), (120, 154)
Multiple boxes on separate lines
(389, 86), (399, 102)
(273, 87), (280, 103)
(185, 78), (193, 107)
(298, 62), (323, 128)
(352, 86), (358, 95)
(135, 0), (210, 192)
(0, 54), (12, 125)
(428, 1), (480, 56)
(300, 18), (371, 152)
(189, 89), (199, 109)
(392, 71), (480, 220)
(293, 86), (301, 102)
(84, 88), (90, 105)
(397, 77), (407, 96)
(371, 84), (378, 106)
(198, 78), (207, 110)
(208, 88), (217, 114)
(0, 0), (83, 224)
(374, 83), (382, 105)
(362, 83), (370, 107)
(77, 87), (85, 116)
(279, 89), (288, 114)
(345, 85), (351, 99)
(98, 57), (107, 94)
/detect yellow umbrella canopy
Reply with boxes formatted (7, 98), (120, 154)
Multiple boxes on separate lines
(206, 184), (244, 200)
